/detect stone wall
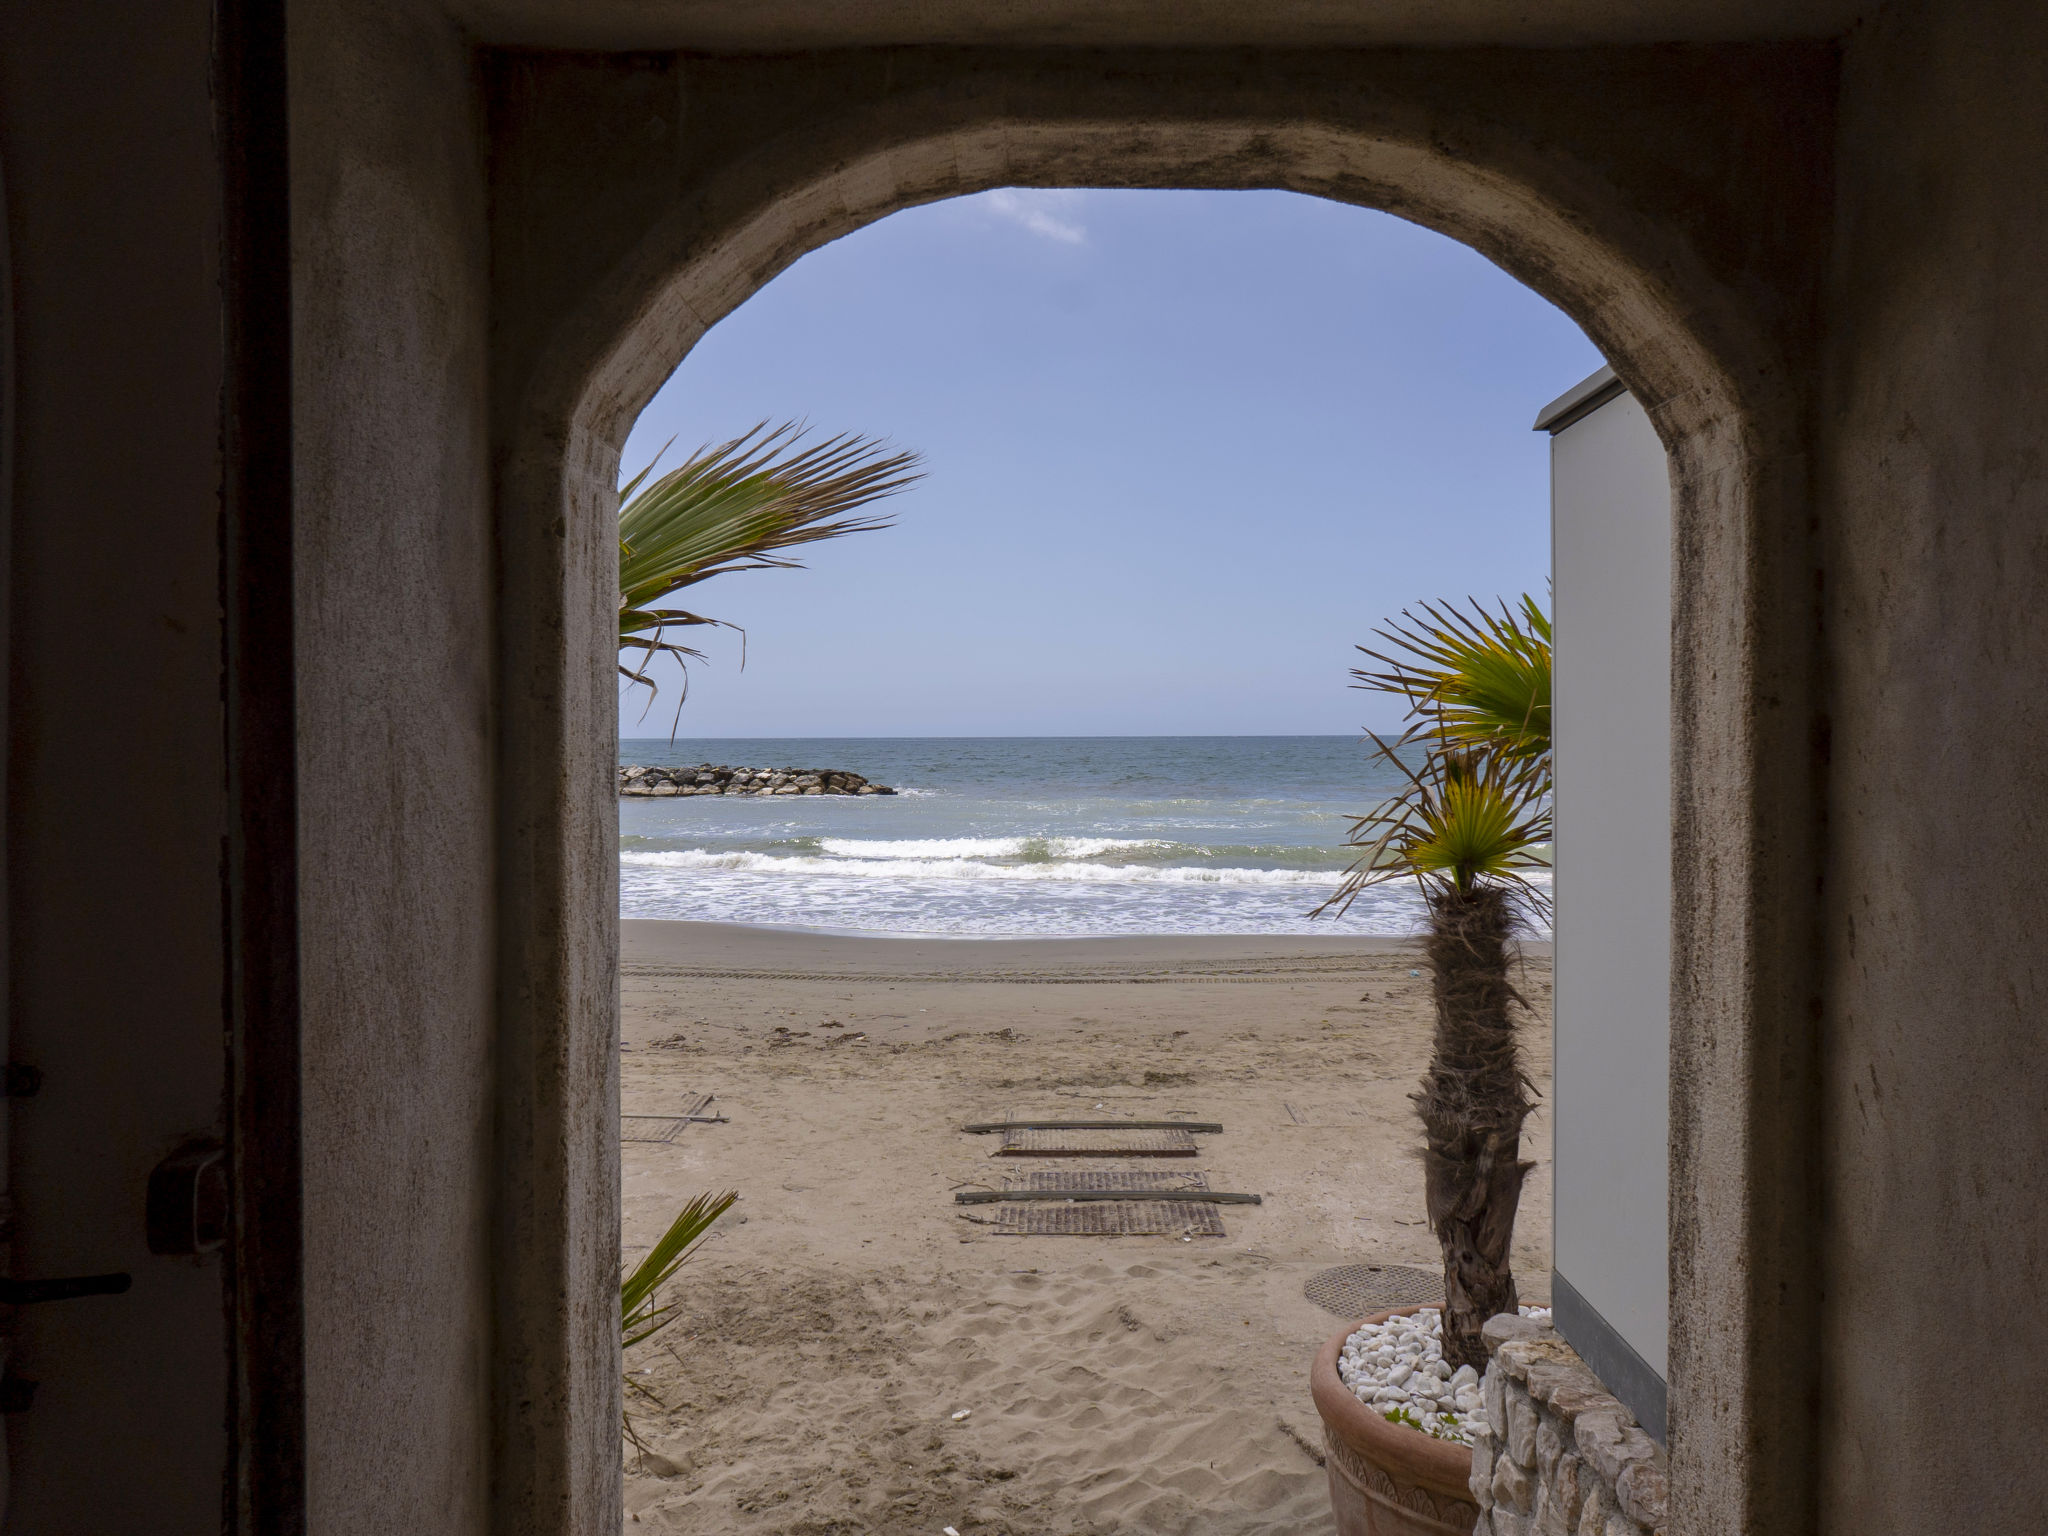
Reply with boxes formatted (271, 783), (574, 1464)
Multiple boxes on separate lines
(618, 763), (895, 797)
(1470, 1316), (1667, 1536)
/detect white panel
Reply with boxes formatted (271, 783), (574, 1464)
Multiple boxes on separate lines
(1551, 388), (1671, 1378)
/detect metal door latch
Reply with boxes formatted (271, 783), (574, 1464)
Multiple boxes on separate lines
(146, 1139), (228, 1255)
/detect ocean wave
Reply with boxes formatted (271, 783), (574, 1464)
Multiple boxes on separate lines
(620, 848), (1344, 886)
(814, 835), (1165, 861)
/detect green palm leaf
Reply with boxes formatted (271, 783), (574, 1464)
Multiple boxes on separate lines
(1315, 733), (1551, 917)
(621, 1190), (738, 1350)
(1352, 595), (1551, 760)
(617, 422), (921, 702)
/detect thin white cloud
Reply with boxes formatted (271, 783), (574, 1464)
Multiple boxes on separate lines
(980, 188), (1088, 245)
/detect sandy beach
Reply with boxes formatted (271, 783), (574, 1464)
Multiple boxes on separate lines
(619, 919), (1554, 1535)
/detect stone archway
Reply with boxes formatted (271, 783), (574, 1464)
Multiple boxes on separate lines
(482, 45), (1834, 1536)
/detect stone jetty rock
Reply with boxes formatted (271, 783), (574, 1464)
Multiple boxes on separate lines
(617, 763), (897, 798)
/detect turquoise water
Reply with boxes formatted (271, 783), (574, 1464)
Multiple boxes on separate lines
(619, 736), (1552, 937)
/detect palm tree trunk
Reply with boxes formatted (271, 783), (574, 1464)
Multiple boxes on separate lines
(1417, 882), (1535, 1371)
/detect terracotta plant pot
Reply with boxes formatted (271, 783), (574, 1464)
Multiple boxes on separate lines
(1310, 1305), (1481, 1536)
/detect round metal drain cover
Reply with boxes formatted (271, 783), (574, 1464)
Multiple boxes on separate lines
(1303, 1263), (1443, 1318)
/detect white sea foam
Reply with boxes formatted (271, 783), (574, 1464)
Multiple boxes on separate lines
(615, 737), (1553, 937)
(814, 835), (1164, 861)
(620, 848), (1341, 886)
(617, 863), (1444, 936)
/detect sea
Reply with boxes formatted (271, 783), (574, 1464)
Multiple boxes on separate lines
(619, 735), (1553, 939)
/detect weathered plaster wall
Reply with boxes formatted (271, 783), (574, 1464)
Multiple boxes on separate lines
(487, 54), (631, 1536)
(0, 3), (230, 1530)
(1819, 3), (2048, 1531)
(291, 2), (497, 1529)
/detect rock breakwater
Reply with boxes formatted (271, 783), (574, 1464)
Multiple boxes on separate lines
(619, 763), (896, 798)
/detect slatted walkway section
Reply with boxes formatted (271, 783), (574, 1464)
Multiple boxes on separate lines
(996, 1201), (1227, 1237)
(996, 1126), (1199, 1157)
(958, 1114), (1246, 1237)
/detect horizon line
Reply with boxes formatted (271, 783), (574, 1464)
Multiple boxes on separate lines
(616, 731), (1375, 741)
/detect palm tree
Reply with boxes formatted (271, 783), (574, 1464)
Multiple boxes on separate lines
(618, 422), (923, 710)
(1318, 596), (1552, 1372)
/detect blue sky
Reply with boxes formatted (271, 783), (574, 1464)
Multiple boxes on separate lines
(619, 188), (1603, 738)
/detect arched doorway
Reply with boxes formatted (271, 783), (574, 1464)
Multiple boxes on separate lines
(482, 47), (1829, 1535)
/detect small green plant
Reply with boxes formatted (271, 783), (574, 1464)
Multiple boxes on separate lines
(622, 1190), (738, 1349)
(1384, 1403), (1470, 1441)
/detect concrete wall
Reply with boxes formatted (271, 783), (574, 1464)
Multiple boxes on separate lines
(1549, 381), (1674, 1437)
(290, 2), (498, 1529)
(1818, 1), (2048, 1531)
(0, 5), (231, 1530)
(6, 3), (2048, 1533)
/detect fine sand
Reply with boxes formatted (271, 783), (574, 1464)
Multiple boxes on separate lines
(618, 919), (1554, 1536)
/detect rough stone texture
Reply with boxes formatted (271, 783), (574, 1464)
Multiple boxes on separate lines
(1814, 4), (2048, 1534)
(291, 3), (501, 1531)
(1473, 1434), (1497, 1507)
(1472, 1326), (1665, 1536)
(1616, 1460), (1670, 1528)
(1485, 1357), (1510, 1434)
(1507, 1392), (1540, 1467)
(617, 762), (892, 796)
(1552, 1451), (1588, 1527)
(1575, 1409), (1658, 1487)
(1484, 1313), (1552, 1350)
(1576, 1482), (1614, 1536)
(1494, 1454), (1536, 1515)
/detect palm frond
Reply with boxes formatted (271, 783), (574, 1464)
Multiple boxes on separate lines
(618, 420), (920, 625)
(1352, 595), (1551, 760)
(621, 1190), (738, 1350)
(1314, 737), (1551, 920)
(616, 423), (919, 710)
